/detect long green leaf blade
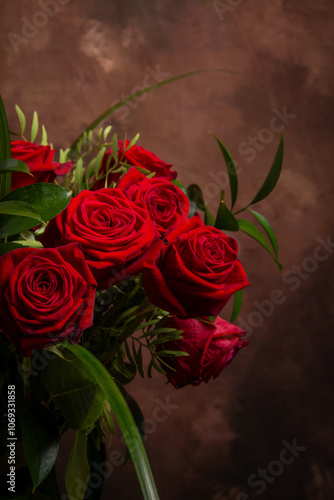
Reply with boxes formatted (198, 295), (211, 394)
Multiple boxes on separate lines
(230, 290), (243, 323)
(0, 94), (12, 199)
(15, 104), (26, 136)
(62, 342), (159, 500)
(69, 69), (236, 155)
(211, 134), (238, 209)
(30, 111), (39, 142)
(65, 430), (90, 500)
(249, 209), (279, 258)
(238, 218), (282, 270)
(250, 134), (284, 205)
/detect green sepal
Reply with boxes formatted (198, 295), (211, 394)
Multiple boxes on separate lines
(215, 190), (239, 231)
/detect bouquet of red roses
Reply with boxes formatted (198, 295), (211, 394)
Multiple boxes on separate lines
(0, 88), (283, 500)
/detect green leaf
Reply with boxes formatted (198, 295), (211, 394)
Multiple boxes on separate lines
(0, 158), (31, 175)
(62, 342), (160, 500)
(204, 204), (215, 226)
(125, 133), (140, 151)
(237, 218), (282, 270)
(41, 351), (106, 431)
(250, 135), (284, 205)
(68, 68), (236, 155)
(0, 200), (44, 222)
(0, 94), (12, 199)
(249, 209), (279, 258)
(215, 190), (239, 231)
(10, 239), (43, 248)
(211, 134), (238, 209)
(230, 290), (243, 322)
(103, 125), (112, 142)
(18, 405), (60, 491)
(65, 430), (90, 500)
(122, 391), (145, 466)
(186, 184), (205, 210)
(156, 350), (189, 357)
(41, 125), (48, 146)
(15, 104), (26, 136)
(30, 111), (39, 142)
(0, 183), (72, 238)
(75, 157), (84, 192)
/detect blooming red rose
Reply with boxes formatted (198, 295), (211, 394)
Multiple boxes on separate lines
(0, 243), (96, 357)
(40, 188), (159, 288)
(117, 167), (189, 234)
(143, 215), (249, 318)
(92, 140), (176, 190)
(10, 140), (72, 190)
(157, 316), (248, 388)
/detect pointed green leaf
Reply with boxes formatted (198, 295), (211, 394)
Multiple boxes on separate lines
(187, 184), (205, 210)
(250, 135), (284, 205)
(62, 342), (160, 500)
(249, 209), (279, 258)
(125, 133), (140, 152)
(122, 391), (145, 466)
(18, 405), (60, 491)
(0, 95), (12, 199)
(41, 125), (48, 146)
(230, 290), (243, 322)
(0, 158), (31, 175)
(31, 111), (39, 142)
(0, 183), (72, 238)
(15, 104), (26, 136)
(65, 430), (90, 500)
(103, 125), (112, 142)
(212, 134), (238, 209)
(237, 218), (282, 270)
(0, 200), (44, 222)
(204, 204), (215, 226)
(215, 190), (239, 231)
(68, 68), (236, 155)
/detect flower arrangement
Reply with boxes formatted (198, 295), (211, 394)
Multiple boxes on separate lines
(0, 78), (283, 500)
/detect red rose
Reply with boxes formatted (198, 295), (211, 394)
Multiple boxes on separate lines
(92, 140), (176, 189)
(117, 167), (190, 234)
(143, 215), (249, 318)
(118, 140), (176, 180)
(40, 188), (159, 288)
(0, 243), (96, 357)
(157, 316), (248, 388)
(10, 140), (72, 190)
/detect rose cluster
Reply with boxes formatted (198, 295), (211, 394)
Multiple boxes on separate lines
(0, 140), (248, 386)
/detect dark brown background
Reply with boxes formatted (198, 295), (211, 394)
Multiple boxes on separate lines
(1, 1), (334, 499)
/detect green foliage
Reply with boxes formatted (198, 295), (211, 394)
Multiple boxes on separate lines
(65, 430), (90, 500)
(0, 95), (12, 199)
(0, 183), (72, 238)
(18, 405), (60, 491)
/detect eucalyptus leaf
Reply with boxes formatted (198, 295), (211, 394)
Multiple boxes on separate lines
(0, 183), (72, 238)
(211, 134), (238, 209)
(41, 125), (48, 146)
(186, 184), (205, 210)
(125, 133), (140, 151)
(18, 405), (60, 491)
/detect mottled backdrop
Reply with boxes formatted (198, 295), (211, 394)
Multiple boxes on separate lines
(1, 1), (334, 499)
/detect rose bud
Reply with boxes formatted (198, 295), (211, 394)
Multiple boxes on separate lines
(0, 243), (96, 357)
(11, 140), (72, 190)
(143, 214), (249, 318)
(157, 316), (248, 388)
(40, 188), (159, 289)
(117, 167), (190, 234)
